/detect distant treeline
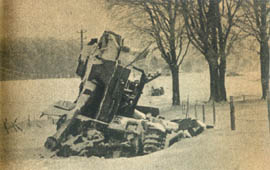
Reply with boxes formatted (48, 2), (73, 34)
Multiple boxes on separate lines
(0, 37), (259, 81)
(0, 37), (81, 81)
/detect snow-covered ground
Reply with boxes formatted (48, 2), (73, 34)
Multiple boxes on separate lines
(1, 71), (270, 170)
(0, 71), (261, 121)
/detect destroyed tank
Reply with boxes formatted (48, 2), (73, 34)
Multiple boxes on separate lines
(42, 31), (206, 158)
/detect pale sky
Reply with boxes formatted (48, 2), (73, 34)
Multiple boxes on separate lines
(2, 0), (117, 40)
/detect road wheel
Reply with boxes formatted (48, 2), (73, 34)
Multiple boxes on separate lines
(143, 130), (165, 154)
(44, 136), (59, 151)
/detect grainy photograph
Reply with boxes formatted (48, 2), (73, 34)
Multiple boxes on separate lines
(1, 0), (270, 170)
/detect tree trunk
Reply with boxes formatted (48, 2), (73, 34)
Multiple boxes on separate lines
(170, 65), (180, 105)
(209, 63), (219, 101)
(260, 40), (269, 99)
(208, 61), (227, 102)
(259, 0), (269, 99)
(219, 56), (227, 101)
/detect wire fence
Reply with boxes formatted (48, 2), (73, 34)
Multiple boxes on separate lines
(1, 93), (269, 134)
(176, 94), (269, 132)
(1, 114), (46, 134)
(230, 94), (261, 102)
(178, 100), (217, 126)
(228, 95), (270, 133)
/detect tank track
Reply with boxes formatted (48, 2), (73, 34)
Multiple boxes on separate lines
(142, 128), (166, 154)
(56, 128), (105, 157)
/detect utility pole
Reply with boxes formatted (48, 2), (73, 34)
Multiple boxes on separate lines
(77, 29), (87, 50)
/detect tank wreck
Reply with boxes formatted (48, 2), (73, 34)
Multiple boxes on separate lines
(42, 31), (208, 158)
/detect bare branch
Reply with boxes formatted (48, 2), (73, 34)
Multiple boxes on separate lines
(177, 40), (190, 66)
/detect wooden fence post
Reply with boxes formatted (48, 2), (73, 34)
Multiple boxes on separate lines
(213, 101), (216, 125)
(28, 114), (31, 127)
(3, 119), (9, 134)
(202, 105), (205, 123)
(230, 96), (236, 130)
(182, 101), (185, 115)
(195, 101), (197, 119)
(186, 96), (189, 118)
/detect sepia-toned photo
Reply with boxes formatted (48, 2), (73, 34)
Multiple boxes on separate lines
(1, 0), (270, 169)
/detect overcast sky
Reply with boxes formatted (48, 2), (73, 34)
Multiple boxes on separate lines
(2, 0), (117, 40)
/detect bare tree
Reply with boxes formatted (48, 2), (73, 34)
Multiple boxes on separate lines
(106, 0), (190, 105)
(180, 0), (243, 102)
(240, 0), (270, 99)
